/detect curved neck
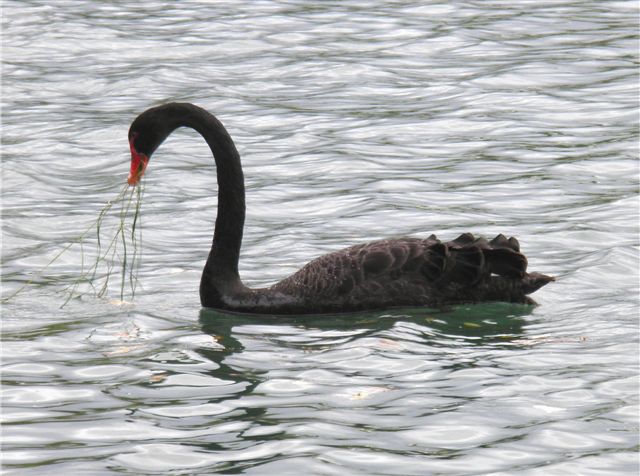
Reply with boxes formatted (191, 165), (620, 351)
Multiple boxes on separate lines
(164, 104), (245, 291)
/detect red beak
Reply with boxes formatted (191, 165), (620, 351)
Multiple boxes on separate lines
(127, 139), (149, 186)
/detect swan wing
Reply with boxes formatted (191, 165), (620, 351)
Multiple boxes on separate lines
(271, 232), (547, 310)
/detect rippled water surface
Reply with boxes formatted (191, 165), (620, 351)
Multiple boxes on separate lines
(2, 1), (639, 474)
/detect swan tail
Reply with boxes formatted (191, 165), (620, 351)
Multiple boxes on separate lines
(522, 271), (556, 294)
(433, 233), (553, 303)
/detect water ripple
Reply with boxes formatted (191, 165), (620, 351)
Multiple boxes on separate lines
(2, 0), (638, 474)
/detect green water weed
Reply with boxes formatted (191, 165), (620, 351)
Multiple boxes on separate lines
(2, 183), (144, 308)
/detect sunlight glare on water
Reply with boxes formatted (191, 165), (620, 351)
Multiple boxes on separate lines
(2, 1), (638, 474)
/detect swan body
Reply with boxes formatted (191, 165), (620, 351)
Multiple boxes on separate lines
(127, 103), (553, 314)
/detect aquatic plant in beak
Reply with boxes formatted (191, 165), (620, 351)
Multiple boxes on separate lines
(2, 174), (145, 308)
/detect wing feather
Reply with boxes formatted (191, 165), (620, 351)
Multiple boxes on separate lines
(271, 233), (548, 309)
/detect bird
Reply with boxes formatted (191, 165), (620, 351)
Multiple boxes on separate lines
(127, 103), (553, 314)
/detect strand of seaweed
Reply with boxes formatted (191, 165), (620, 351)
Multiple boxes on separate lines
(2, 184), (144, 308)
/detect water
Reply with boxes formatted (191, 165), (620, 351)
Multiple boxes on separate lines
(2, 1), (638, 474)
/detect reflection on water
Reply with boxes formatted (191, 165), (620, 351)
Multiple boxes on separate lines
(199, 303), (532, 349)
(2, 0), (638, 474)
(195, 305), (534, 416)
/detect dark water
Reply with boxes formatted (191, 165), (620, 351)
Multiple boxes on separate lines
(2, 1), (639, 474)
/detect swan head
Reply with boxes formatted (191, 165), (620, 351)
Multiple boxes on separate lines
(127, 103), (184, 186)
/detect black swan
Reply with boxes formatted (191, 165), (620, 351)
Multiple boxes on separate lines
(127, 103), (553, 314)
